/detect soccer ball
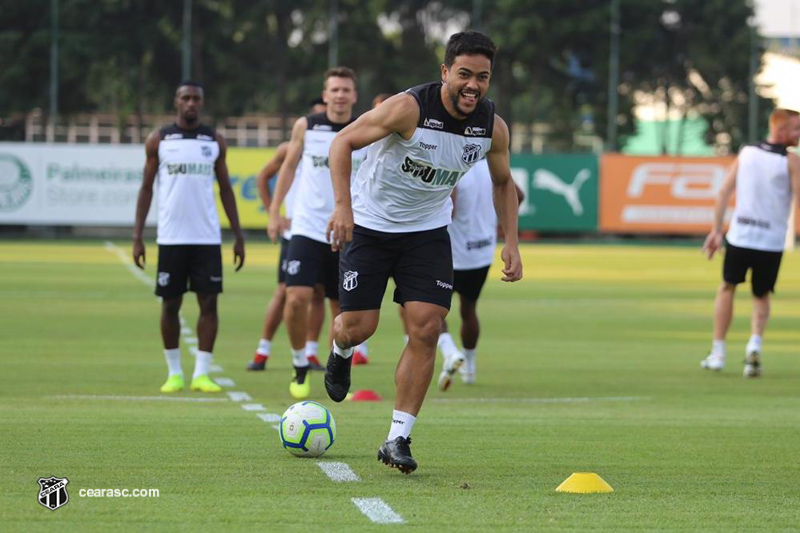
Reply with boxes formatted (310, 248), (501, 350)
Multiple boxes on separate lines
(279, 401), (336, 457)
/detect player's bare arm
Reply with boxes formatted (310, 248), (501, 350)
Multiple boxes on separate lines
(789, 152), (800, 210)
(486, 114), (523, 282)
(327, 93), (419, 251)
(703, 158), (739, 260)
(132, 130), (160, 269)
(268, 118), (306, 243)
(257, 142), (289, 237)
(215, 132), (246, 271)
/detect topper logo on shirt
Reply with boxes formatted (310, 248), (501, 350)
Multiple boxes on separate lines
(312, 124), (333, 131)
(400, 157), (463, 187)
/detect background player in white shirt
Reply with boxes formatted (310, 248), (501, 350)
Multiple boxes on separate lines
(436, 158), (524, 390)
(701, 108), (800, 377)
(132, 80), (245, 394)
(247, 98), (328, 372)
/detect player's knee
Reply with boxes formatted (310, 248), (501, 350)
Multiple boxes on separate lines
(162, 297), (182, 316)
(720, 282), (736, 293)
(197, 294), (218, 316)
(409, 316), (443, 346)
(334, 314), (376, 346)
(285, 289), (311, 315)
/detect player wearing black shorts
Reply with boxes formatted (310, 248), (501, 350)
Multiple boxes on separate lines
(268, 68), (366, 400)
(701, 108), (800, 377)
(247, 99), (329, 372)
(325, 32), (523, 473)
(133, 80), (245, 394)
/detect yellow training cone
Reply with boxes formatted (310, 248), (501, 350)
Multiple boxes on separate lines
(555, 472), (614, 493)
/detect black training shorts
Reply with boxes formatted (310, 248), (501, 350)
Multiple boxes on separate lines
(723, 241), (783, 297)
(284, 234), (339, 300)
(278, 237), (290, 284)
(338, 225), (453, 312)
(156, 244), (222, 299)
(453, 265), (491, 302)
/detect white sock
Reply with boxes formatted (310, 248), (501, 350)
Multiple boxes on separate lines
(256, 338), (271, 356)
(711, 340), (726, 358)
(193, 350), (212, 378)
(403, 334), (409, 345)
(463, 348), (476, 370)
(304, 341), (318, 358)
(387, 410), (416, 440)
(438, 332), (460, 358)
(356, 341), (368, 355)
(747, 334), (763, 352)
(292, 348), (308, 367)
(333, 340), (354, 359)
(164, 348), (182, 377)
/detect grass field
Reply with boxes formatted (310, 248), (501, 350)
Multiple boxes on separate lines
(3, 240), (800, 531)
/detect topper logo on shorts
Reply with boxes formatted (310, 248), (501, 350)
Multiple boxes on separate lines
(400, 157), (463, 187)
(461, 143), (481, 164)
(343, 271), (358, 291)
(287, 260), (301, 276)
(436, 279), (453, 290)
(158, 272), (170, 286)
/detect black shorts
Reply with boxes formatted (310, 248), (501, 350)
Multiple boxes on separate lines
(723, 242), (783, 297)
(339, 225), (453, 312)
(278, 237), (290, 284)
(156, 245), (222, 299)
(285, 235), (339, 300)
(453, 265), (490, 302)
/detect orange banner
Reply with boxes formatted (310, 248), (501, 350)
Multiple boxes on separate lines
(599, 154), (736, 234)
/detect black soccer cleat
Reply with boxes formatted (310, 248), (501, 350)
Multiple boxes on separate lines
(324, 349), (352, 402)
(378, 436), (417, 474)
(246, 360), (266, 371)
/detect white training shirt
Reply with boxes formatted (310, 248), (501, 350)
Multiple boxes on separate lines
(290, 113), (367, 244)
(155, 124), (221, 245)
(281, 164), (301, 241)
(449, 158), (497, 270)
(351, 81), (494, 233)
(726, 142), (792, 252)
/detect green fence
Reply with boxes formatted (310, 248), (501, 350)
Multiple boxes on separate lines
(510, 154), (599, 232)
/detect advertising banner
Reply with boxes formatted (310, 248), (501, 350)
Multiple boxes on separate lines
(599, 154), (736, 234)
(218, 147), (274, 230)
(0, 143), (153, 226)
(510, 154), (599, 232)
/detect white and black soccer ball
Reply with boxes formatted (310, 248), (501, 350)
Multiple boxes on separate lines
(279, 401), (336, 457)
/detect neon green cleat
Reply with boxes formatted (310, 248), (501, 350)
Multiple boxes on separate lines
(191, 374), (222, 393)
(160, 374), (185, 393)
(289, 366), (310, 400)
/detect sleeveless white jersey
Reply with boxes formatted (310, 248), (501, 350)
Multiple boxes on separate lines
(726, 142), (792, 252)
(290, 113), (367, 243)
(281, 164), (301, 241)
(155, 124), (221, 245)
(352, 82), (495, 233)
(450, 158), (497, 270)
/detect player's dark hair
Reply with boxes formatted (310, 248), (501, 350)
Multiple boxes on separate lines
(309, 96), (326, 107)
(324, 67), (357, 86)
(444, 31), (497, 68)
(177, 80), (204, 92)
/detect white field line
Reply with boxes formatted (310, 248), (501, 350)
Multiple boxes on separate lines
(257, 413), (281, 423)
(209, 364), (223, 373)
(351, 498), (405, 524)
(104, 241), (153, 286)
(48, 395), (228, 403)
(430, 396), (650, 404)
(241, 403), (266, 411)
(214, 378), (235, 388)
(317, 462), (360, 482)
(227, 391), (252, 402)
(271, 424), (280, 430)
(180, 326), (193, 334)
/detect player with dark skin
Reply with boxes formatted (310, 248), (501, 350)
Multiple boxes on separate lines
(133, 83), (244, 391)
